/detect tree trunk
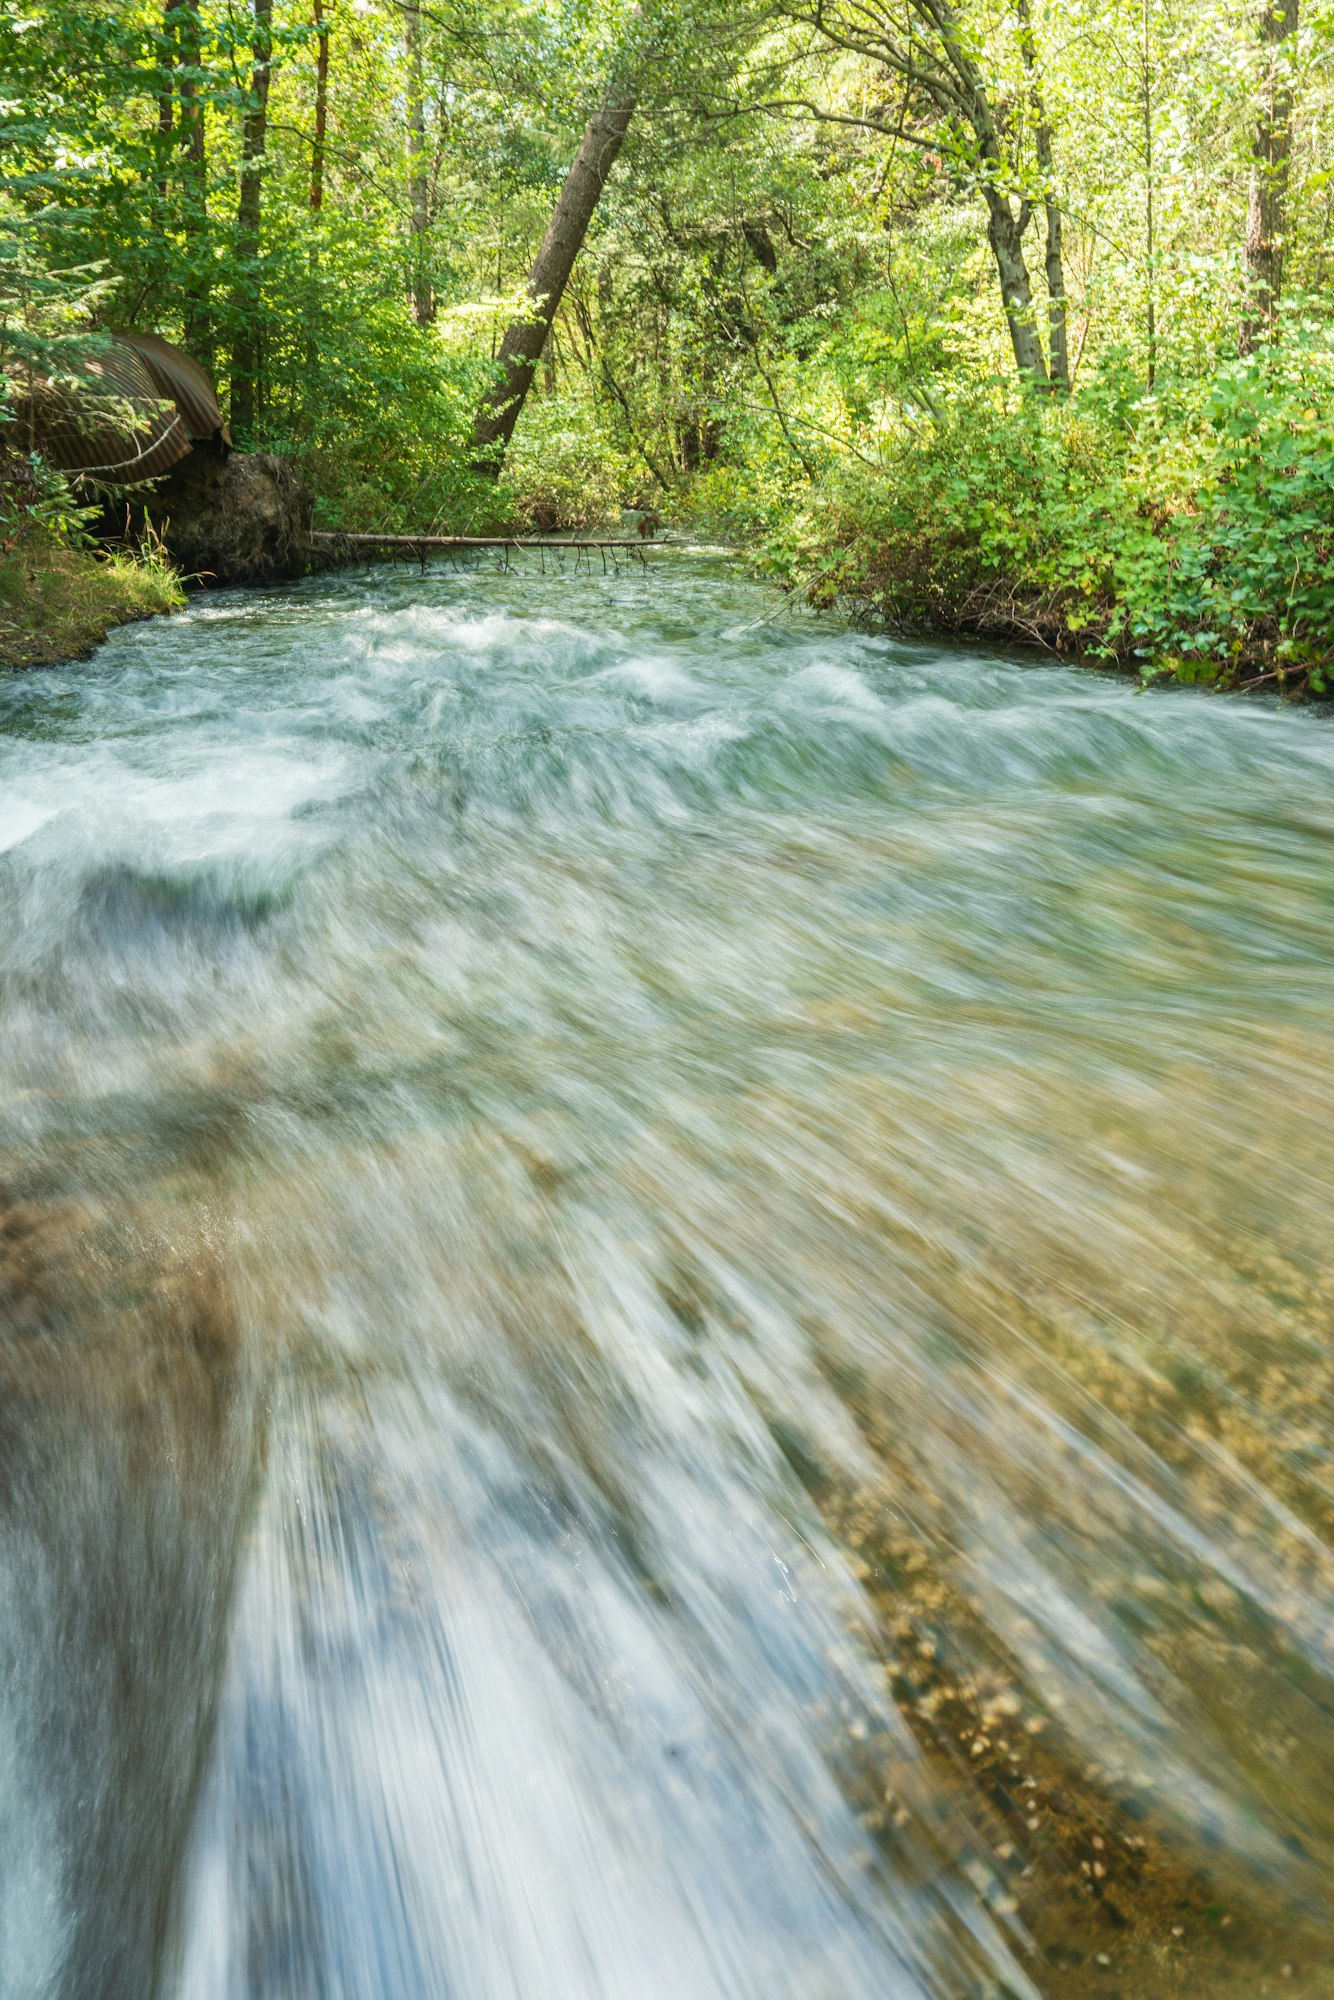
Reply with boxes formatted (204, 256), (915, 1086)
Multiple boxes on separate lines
(472, 84), (636, 474)
(1241, 0), (1298, 351)
(787, 0), (1054, 390)
(178, 2), (211, 368)
(982, 188), (1049, 383)
(310, 0), (329, 213)
(156, 2), (175, 202)
(1042, 198), (1070, 388)
(1016, 0), (1069, 391)
(1141, 0), (1157, 385)
(742, 222), (778, 272)
(905, 0), (1049, 385)
(231, 0), (273, 436)
(923, 0), (1049, 386)
(304, 0), (330, 393)
(405, 2), (434, 326)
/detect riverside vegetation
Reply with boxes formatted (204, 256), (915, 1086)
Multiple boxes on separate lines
(3, 0), (1334, 689)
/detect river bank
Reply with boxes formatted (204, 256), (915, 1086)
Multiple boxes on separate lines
(5, 464), (1328, 712)
(0, 534), (184, 671)
(675, 341), (1334, 702)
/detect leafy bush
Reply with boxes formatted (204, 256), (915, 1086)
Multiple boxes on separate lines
(679, 438), (812, 547)
(774, 326), (1334, 694)
(0, 428), (101, 554)
(1112, 330), (1334, 691)
(765, 380), (1128, 638)
(249, 291), (505, 535)
(500, 398), (632, 531)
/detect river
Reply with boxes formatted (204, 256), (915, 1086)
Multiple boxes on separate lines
(1, 554), (1332, 1999)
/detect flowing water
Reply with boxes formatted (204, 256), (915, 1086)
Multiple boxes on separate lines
(2, 554), (1333, 2000)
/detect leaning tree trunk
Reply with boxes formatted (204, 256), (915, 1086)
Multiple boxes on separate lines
(472, 85), (636, 475)
(230, 0), (273, 436)
(1241, 0), (1298, 352)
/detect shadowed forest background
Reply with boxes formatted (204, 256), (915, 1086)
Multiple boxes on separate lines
(4, 0), (1334, 686)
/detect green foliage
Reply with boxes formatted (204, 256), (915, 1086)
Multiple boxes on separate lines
(500, 399), (632, 529)
(749, 384), (1132, 629)
(0, 425), (99, 550)
(1114, 327), (1334, 691)
(280, 293), (498, 533)
(751, 326), (1334, 692)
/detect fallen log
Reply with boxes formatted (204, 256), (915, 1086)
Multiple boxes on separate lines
(307, 531), (665, 552)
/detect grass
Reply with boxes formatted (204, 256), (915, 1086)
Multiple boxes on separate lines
(0, 532), (185, 671)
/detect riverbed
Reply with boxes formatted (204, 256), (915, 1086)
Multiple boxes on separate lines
(2, 554), (1332, 1998)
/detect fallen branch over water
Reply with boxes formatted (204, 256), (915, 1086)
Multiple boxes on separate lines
(308, 531), (665, 553)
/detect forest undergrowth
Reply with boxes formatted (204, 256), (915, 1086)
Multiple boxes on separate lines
(720, 325), (1334, 695)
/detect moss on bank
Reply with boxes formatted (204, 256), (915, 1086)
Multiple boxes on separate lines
(0, 536), (184, 671)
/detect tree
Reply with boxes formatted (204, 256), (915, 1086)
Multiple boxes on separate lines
(1242, 0), (1298, 351)
(175, 2), (213, 365)
(405, 1), (435, 326)
(231, 0), (274, 434)
(769, 0), (1069, 386)
(472, 81), (637, 473)
(311, 0), (330, 215)
(156, 3), (175, 204)
(1017, 0), (1069, 391)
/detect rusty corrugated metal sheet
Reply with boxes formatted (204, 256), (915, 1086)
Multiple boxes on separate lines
(15, 333), (226, 484)
(26, 341), (191, 482)
(118, 332), (229, 445)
